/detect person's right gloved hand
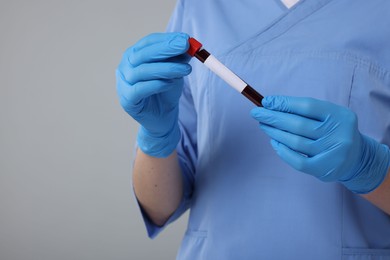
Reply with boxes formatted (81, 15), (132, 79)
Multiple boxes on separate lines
(116, 32), (191, 157)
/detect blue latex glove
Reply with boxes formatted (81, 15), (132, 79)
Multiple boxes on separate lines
(251, 96), (390, 194)
(116, 32), (191, 157)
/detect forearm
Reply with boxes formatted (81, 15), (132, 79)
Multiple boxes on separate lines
(133, 148), (183, 226)
(362, 167), (390, 215)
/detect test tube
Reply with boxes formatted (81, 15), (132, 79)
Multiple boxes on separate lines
(187, 37), (264, 107)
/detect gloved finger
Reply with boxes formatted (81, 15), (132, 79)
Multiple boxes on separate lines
(260, 124), (319, 157)
(262, 96), (338, 121)
(166, 53), (192, 63)
(132, 32), (186, 51)
(123, 62), (192, 85)
(270, 138), (343, 180)
(127, 33), (189, 67)
(270, 139), (311, 173)
(119, 78), (182, 105)
(116, 68), (130, 98)
(251, 107), (323, 140)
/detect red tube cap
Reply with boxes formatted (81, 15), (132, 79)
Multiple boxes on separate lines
(187, 37), (202, 56)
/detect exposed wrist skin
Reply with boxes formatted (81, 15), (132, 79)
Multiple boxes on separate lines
(342, 135), (390, 194)
(362, 167), (390, 215)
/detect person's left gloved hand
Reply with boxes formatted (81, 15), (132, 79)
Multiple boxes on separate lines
(251, 96), (390, 194)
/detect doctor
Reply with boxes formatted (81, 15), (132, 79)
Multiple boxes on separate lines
(117, 0), (390, 259)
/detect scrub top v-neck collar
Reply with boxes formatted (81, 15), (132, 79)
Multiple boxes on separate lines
(223, 0), (335, 56)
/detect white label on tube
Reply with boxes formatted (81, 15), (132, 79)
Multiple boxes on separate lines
(204, 55), (247, 93)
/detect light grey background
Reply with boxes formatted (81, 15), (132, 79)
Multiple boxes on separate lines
(0, 0), (188, 259)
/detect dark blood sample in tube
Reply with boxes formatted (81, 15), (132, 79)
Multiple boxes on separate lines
(187, 37), (264, 107)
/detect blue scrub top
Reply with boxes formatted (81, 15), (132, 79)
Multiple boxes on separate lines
(138, 0), (390, 259)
